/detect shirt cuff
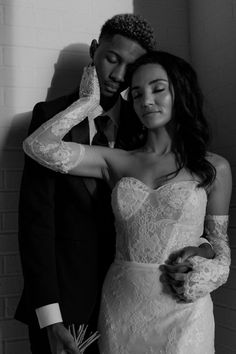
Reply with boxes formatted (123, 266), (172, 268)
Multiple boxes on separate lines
(36, 303), (63, 329)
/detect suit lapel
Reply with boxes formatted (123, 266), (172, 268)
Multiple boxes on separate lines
(70, 118), (98, 197)
(115, 98), (131, 149)
(70, 117), (89, 144)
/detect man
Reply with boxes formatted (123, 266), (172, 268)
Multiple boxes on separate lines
(15, 14), (156, 354)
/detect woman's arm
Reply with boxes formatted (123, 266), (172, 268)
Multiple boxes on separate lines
(23, 65), (109, 178)
(162, 155), (232, 302)
(181, 155), (232, 301)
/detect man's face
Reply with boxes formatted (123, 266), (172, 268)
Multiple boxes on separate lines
(92, 34), (146, 100)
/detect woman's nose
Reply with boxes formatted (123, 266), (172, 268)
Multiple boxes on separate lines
(143, 93), (154, 107)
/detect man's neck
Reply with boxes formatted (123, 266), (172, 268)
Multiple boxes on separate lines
(100, 94), (119, 112)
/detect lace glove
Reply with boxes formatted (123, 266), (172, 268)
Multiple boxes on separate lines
(23, 65), (103, 173)
(182, 215), (231, 301)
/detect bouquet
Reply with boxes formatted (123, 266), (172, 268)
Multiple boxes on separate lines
(69, 324), (100, 353)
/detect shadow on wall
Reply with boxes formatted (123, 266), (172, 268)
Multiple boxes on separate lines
(0, 43), (90, 353)
(46, 43), (90, 101)
(5, 42), (90, 148)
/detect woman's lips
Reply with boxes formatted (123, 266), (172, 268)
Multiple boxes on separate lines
(143, 110), (161, 117)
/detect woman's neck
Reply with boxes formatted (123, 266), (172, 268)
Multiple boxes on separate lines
(143, 127), (172, 155)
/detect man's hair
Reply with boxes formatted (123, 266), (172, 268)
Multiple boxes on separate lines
(99, 13), (157, 51)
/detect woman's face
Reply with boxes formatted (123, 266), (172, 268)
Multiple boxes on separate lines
(130, 63), (173, 130)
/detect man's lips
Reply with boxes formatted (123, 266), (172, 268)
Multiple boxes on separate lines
(104, 82), (120, 92)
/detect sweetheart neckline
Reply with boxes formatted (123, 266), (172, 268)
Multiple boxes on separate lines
(113, 176), (207, 195)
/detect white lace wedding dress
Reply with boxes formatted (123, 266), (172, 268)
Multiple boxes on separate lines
(98, 177), (215, 354)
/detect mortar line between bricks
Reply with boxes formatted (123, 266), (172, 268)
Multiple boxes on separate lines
(0, 293), (22, 298)
(0, 231), (18, 235)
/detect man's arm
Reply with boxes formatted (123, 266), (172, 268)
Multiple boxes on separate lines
(19, 102), (60, 311)
(19, 102), (80, 354)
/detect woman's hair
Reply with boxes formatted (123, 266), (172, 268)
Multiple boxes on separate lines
(128, 50), (216, 188)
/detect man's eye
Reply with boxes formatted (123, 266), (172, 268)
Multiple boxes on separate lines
(107, 56), (118, 63)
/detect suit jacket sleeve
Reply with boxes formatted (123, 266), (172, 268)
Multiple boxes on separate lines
(18, 96), (73, 310)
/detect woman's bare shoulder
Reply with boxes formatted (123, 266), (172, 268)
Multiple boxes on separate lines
(206, 151), (231, 173)
(206, 152), (232, 196)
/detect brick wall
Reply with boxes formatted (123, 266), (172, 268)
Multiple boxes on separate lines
(189, 0), (236, 352)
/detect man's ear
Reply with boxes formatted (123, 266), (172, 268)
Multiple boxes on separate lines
(89, 39), (99, 61)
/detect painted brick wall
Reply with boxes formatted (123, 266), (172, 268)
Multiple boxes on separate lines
(189, 1), (236, 353)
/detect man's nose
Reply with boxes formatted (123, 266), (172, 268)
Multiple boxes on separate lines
(110, 65), (126, 83)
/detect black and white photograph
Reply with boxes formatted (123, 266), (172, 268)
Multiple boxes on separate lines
(0, 1), (235, 353)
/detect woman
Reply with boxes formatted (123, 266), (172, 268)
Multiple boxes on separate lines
(23, 51), (231, 353)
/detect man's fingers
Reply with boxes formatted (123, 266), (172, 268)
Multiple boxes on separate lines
(47, 323), (80, 354)
(176, 247), (198, 262)
(167, 272), (186, 281)
(165, 273), (184, 287)
(62, 334), (79, 354)
(165, 250), (181, 264)
(166, 246), (199, 265)
(163, 263), (192, 273)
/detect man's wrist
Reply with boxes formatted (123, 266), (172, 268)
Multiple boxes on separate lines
(199, 243), (215, 259)
(36, 303), (63, 329)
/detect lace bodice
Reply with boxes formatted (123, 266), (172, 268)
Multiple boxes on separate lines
(112, 177), (207, 264)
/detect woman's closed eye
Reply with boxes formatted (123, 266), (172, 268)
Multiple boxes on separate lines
(132, 91), (142, 100)
(153, 84), (166, 93)
(132, 87), (165, 100)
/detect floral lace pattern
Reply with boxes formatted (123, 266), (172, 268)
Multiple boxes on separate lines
(23, 65), (102, 173)
(98, 177), (216, 353)
(113, 178), (207, 264)
(183, 215), (230, 301)
(79, 65), (100, 101)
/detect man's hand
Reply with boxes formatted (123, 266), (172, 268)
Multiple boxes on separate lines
(160, 244), (215, 302)
(47, 323), (81, 354)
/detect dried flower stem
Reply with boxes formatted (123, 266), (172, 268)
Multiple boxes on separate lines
(69, 324), (100, 353)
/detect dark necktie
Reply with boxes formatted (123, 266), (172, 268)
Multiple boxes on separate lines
(92, 115), (109, 147)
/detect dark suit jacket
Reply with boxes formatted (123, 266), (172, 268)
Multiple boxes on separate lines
(15, 90), (141, 326)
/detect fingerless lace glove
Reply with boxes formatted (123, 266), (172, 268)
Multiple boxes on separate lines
(23, 66), (103, 173)
(183, 215), (231, 301)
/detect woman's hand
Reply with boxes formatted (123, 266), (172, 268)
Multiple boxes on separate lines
(79, 65), (102, 120)
(79, 65), (100, 102)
